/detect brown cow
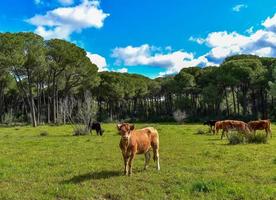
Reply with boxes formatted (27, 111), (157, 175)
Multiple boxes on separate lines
(220, 120), (250, 139)
(117, 123), (160, 175)
(215, 121), (223, 134)
(248, 120), (272, 138)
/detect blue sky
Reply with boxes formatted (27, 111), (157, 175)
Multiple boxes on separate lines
(1, 0), (276, 78)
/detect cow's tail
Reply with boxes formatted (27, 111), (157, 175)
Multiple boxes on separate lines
(146, 127), (159, 162)
(268, 120), (272, 137)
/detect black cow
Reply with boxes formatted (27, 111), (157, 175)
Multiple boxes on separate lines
(88, 121), (104, 136)
(203, 120), (218, 134)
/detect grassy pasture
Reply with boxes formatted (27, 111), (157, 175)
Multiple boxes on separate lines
(0, 123), (276, 200)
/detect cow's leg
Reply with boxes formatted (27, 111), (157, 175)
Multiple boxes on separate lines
(128, 153), (135, 175)
(144, 151), (151, 170)
(225, 130), (229, 139)
(265, 128), (269, 138)
(153, 147), (160, 171)
(212, 126), (215, 134)
(221, 130), (225, 140)
(123, 154), (129, 175)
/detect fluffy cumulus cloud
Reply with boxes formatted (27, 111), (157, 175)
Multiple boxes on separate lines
(112, 44), (215, 76)
(117, 68), (128, 73)
(58, 0), (74, 5)
(232, 4), (248, 12)
(28, 0), (109, 39)
(190, 13), (276, 63)
(34, 0), (74, 6)
(112, 13), (276, 77)
(86, 52), (108, 72)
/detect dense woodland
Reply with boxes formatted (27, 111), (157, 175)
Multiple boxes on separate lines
(0, 32), (276, 127)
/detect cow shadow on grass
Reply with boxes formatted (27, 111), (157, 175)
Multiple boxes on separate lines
(62, 170), (121, 184)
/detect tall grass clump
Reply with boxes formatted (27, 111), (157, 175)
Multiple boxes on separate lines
(247, 133), (268, 144)
(191, 180), (224, 193)
(227, 131), (268, 145)
(39, 131), (49, 137)
(73, 127), (90, 136)
(228, 132), (245, 145)
(196, 128), (207, 135)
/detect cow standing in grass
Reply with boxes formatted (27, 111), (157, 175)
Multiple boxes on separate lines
(248, 120), (272, 138)
(117, 123), (160, 176)
(203, 120), (218, 134)
(215, 121), (223, 135)
(220, 120), (251, 139)
(88, 121), (104, 136)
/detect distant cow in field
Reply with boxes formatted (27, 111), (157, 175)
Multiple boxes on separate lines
(248, 120), (272, 138)
(203, 120), (218, 134)
(219, 120), (250, 139)
(117, 123), (160, 176)
(88, 121), (104, 136)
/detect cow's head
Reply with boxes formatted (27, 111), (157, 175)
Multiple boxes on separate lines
(117, 123), (135, 140)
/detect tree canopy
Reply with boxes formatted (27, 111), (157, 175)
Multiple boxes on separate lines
(0, 32), (275, 125)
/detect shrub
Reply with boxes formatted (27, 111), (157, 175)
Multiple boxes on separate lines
(247, 133), (268, 144)
(73, 127), (89, 136)
(173, 110), (187, 123)
(191, 180), (224, 193)
(39, 131), (49, 137)
(192, 181), (211, 193)
(2, 112), (14, 125)
(228, 132), (245, 145)
(196, 129), (207, 135)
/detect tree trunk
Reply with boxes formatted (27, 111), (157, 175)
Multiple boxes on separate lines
(231, 87), (236, 115)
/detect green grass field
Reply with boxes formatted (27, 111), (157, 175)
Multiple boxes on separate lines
(0, 123), (276, 200)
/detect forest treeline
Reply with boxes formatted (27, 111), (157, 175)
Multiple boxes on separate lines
(0, 32), (276, 127)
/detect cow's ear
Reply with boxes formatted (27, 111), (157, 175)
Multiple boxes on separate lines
(130, 124), (135, 130)
(117, 124), (122, 131)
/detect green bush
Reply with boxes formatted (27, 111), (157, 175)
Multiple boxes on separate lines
(2, 112), (14, 125)
(39, 131), (49, 137)
(196, 129), (207, 135)
(192, 181), (211, 193)
(228, 132), (245, 145)
(191, 180), (224, 193)
(73, 127), (89, 136)
(247, 133), (268, 144)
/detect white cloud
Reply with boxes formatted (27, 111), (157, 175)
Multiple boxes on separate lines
(113, 12), (276, 77)
(58, 0), (74, 5)
(86, 52), (108, 72)
(34, 0), (41, 4)
(189, 36), (205, 44)
(232, 4), (247, 12)
(117, 68), (128, 73)
(262, 13), (276, 32)
(28, 0), (109, 40)
(34, 0), (74, 6)
(188, 13), (276, 63)
(246, 26), (254, 34)
(112, 44), (215, 76)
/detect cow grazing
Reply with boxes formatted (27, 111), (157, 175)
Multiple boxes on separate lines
(88, 121), (104, 136)
(248, 120), (272, 138)
(215, 121), (223, 134)
(117, 123), (160, 176)
(220, 120), (250, 139)
(203, 120), (218, 134)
